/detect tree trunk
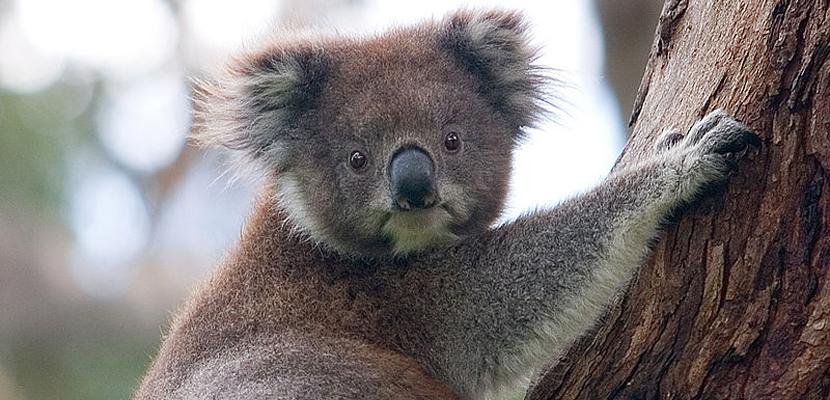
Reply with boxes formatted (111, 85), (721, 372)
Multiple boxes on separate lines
(527, 0), (830, 399)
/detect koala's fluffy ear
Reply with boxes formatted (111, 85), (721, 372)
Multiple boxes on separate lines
(439, 10), (548, 130)
(191, 47), (329, 168)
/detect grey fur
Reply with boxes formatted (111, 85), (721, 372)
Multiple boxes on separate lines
(134, 10), (759, 400)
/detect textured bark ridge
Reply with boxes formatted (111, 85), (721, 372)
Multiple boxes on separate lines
(527, 0), (829, 399)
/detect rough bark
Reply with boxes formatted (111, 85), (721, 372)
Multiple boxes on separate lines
(527, 0), (830, 399)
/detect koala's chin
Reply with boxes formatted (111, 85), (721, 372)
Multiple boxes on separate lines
(382, 207), (459, 255)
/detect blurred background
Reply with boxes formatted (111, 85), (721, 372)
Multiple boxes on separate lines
(0, 0), (662, 398)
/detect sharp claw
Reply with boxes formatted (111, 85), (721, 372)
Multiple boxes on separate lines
(724, 157), (738, 171)
(745, 130), (762, 148)
(719, 138), (750, 154)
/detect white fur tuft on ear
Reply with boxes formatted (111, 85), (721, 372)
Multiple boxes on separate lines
(440, 10), (551, 132)
(190, 47), (329, 173)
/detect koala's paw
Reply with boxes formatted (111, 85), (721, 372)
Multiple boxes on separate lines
(662, 109), (760, 203)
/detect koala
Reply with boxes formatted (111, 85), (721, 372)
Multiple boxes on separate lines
(133, 9), (759, 400)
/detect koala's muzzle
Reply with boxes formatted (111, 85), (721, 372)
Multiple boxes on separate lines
(390, 147), (438, 211)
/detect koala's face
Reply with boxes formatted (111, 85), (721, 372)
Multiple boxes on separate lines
(280, 52), (518, 255)
(196, 10), (546, 255)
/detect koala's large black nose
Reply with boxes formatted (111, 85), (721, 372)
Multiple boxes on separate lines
(390, 147), (437, 210)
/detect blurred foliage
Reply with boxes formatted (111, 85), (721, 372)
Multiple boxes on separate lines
(0, 81), (95, 217)
(0, 62), (156, 400)
(7, 338), (156, 400)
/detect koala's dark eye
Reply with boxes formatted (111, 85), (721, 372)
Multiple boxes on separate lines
(349, 150), (367, 170)
(444, 131), (461, 152)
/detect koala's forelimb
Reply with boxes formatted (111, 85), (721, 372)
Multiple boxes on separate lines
(404, 110), (759, 400)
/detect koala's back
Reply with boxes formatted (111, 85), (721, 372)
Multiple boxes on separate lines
(138, 333), (455, 399)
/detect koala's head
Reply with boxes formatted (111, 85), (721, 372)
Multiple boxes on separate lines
(194, 10), (548, 256)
